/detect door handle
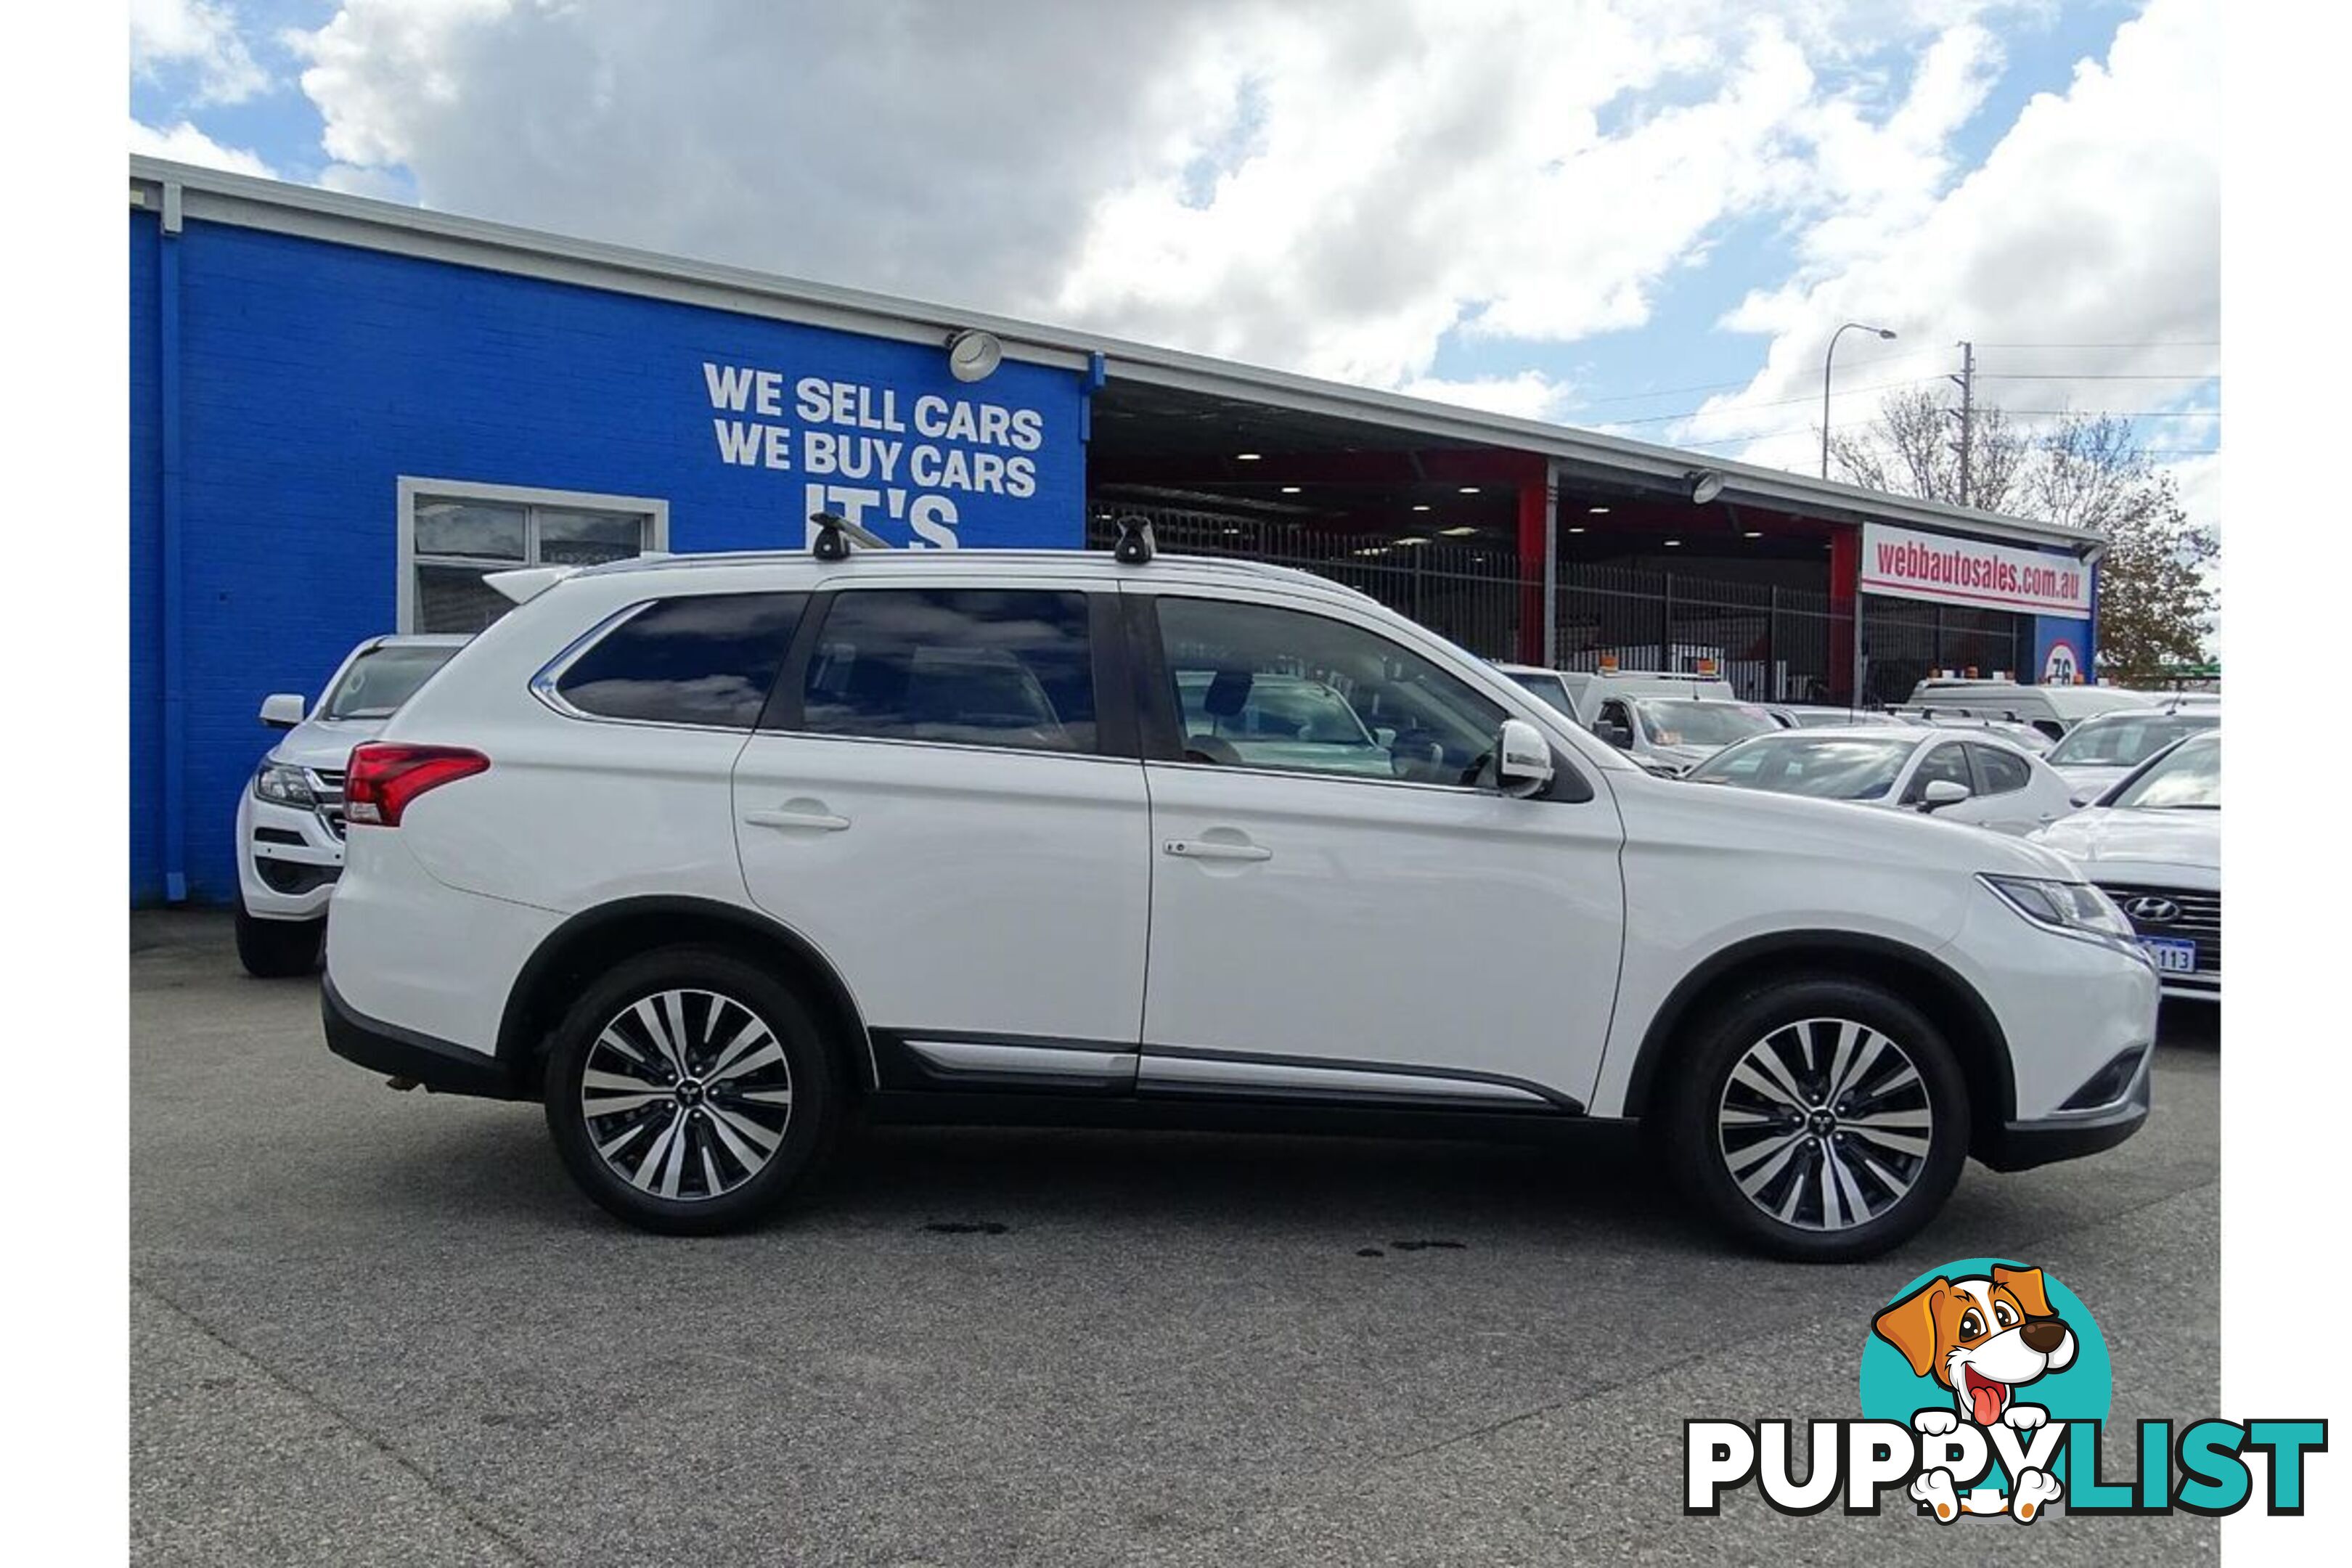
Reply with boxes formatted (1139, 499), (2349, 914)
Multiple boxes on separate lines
(1164, 838), (1271, 862)
(743, 802), (851, 832)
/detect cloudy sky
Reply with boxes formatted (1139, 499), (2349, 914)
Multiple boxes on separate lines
(131, 0), (2218, 565)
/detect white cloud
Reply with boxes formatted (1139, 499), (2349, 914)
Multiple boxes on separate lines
(1678, 0), (2218, 474)
(279, 0), (2062, 401)
(129, 117), (274, 179)
(1392, 372), (1580, 421)
(131, 0), (269, 105)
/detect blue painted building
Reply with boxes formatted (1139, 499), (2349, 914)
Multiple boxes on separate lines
(131, 157), (2101, 906)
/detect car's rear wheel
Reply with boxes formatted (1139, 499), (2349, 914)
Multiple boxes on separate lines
(1661, 976), (1969, 1262)
(542, 947), (839, 1235)
(234, 899), (323, 978)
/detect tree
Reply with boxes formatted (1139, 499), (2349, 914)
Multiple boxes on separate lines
(1827, 387), (2028, 513)
(1829, 397), (2216, 680)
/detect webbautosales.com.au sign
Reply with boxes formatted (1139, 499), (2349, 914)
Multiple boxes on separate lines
(1860, 521), (2094, 616)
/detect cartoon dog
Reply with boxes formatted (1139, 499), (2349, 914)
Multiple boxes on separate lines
(1871, 1264), (2078, 1524)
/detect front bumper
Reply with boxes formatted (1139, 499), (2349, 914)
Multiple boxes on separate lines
(1976, 1037), (2154, 1172)
(322, 973), (526, 1101)
(237, 787), (347, 921)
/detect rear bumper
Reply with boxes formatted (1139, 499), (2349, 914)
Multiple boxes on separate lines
(322, 973), (525, 1101)
(1976, 1040), (2153, 1172)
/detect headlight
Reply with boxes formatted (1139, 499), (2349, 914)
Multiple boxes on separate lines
(253, 762), (318, 809)
(1980, 875), (2144, 955)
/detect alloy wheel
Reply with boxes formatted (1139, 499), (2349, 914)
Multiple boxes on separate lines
(577, 988), (795, 1201)
(1715, 1016), (1934, 1232)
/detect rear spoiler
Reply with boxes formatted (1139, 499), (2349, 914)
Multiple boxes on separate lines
(483, 564), (582, 606)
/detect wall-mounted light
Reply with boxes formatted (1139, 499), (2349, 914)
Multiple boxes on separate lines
(944, 328), (1003, 383)
(1686, 470), (1726, 505)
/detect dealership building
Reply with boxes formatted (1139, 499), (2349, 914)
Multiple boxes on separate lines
(129, 155), (2103, 906)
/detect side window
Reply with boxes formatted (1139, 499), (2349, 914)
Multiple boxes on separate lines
(800, 589), (1097, 754)
(1903, 742), (1972, 804)
(554, 593), (804, 729)
(1151, 596), (1505, 785)
(1969, 744), (2032, 797)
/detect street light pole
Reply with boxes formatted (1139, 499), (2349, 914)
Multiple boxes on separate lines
(1821, 320), (1898, 478)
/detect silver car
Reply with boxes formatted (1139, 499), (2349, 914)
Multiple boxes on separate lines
(1684, 725), (2078, 836)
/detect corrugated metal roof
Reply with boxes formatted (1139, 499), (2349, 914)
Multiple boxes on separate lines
(128, 155), (2101, 552)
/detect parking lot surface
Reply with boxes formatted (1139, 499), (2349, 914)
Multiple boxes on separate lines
(131, 912), (2218, 1565)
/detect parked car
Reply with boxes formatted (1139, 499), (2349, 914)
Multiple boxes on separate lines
(320, 541), (2157, 1262)
(1589, 693), (1779, 776)
(2041, 707), (2221, 798)
(234, 634), (468, 976)
(1493, 665), (1736, 728)
(1684, 725), (2078, 836)
(2029, 730), (2220, 1001)
(1901, 679), (2151, 740)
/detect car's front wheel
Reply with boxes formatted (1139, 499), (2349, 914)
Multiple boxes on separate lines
(542, 947), (840, 1235)
(1661, 976), (1970, 1262)
(234, 899), (323, 978)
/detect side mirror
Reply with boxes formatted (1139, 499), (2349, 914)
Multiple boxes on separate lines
(1373, 725), (1398, 749)
(259, 693), (307, 730)
(1919, 778), (1972, 812)
(1598, 719), (1634, 750)
(1495, 718), (1555, 797)
(2068, 790), (2095, 809)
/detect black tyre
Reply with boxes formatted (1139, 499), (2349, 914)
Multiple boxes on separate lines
(542, 946), (840, 1235)
(234, 900), (323, 978)
(1659, 976), (1969, 1263)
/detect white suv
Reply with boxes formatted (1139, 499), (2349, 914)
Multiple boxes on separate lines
(235, 634), (467, 976)
(320, 536), (2159, 1260)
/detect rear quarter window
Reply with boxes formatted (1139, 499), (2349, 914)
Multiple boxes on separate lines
(552, 593), (807, 729)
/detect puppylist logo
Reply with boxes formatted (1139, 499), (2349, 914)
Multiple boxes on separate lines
(1686, 1257), (2327, 1524)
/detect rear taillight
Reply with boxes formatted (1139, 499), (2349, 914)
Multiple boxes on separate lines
(344, 743), (489, 827)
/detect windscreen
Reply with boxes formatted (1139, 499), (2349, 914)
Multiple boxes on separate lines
(322, 645), (462, 720)
(1686, 735), (1914, 800)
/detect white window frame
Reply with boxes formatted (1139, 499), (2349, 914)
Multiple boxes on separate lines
(396, 476), (671, 634)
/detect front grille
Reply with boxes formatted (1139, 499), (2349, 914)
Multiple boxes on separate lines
(311, 767), (347, 839)
(2096, 881), (2221, 975)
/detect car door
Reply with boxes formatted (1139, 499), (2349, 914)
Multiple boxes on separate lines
(1898, 738), (1987, 824)
(1963, 742), (2061, 835)
(1130, 587), (1625, 1110)
(731, 583), (1152, 1087)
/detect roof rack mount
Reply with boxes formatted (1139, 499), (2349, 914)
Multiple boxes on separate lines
(810, 510), (889, 561)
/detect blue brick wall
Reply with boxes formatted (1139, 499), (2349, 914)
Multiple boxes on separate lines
(129, 213), (1089, 904)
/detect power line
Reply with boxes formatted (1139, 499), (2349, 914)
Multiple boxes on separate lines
(1972, 340), (2219, 349)
(1976, 372), (2220, 382)
(1597, 375), (1941, 428)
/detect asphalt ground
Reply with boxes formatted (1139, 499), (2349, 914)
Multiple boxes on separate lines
(130, 911), (2220, 1565)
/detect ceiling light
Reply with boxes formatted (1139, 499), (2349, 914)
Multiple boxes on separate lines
(1440, 526), (1479, 537)
(1353, 545), (1389, 556)
(1279, 485), (1301, 494)
(1458, 486), (1481, 494)
(1567, 526), (1585, 534)
(1236, 452), (1262, 461)
(1588, 505), (1610, 515)
(1395, 535), (1429, 546)
(1223, 527), (1241, 536)
(1664, 539), (1683, 547)
(1410, 504), (1432, 512)
(1742, 529), (1762, 539)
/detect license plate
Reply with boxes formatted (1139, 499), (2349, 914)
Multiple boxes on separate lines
(2139, 936), (2197, 974)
